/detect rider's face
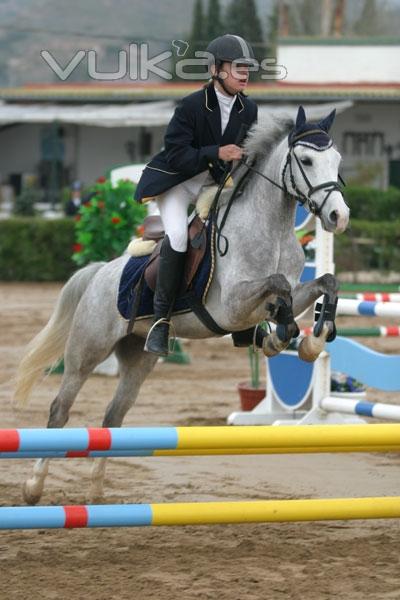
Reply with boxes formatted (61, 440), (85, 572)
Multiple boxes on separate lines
(215, 62), (250, 94)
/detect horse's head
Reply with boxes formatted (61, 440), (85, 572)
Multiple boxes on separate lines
(283, 106), (349, 233)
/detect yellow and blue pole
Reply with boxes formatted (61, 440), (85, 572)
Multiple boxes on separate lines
(1, 497), (400, 529)
(1, 424), (400, 455)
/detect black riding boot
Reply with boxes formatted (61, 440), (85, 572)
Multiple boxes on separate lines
(144, 235), (186, 356)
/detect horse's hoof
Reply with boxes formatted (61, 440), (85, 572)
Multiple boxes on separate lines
(22, 480), (42, 505)
(262, 334), (286, 357)
(298, 335), (324, 363)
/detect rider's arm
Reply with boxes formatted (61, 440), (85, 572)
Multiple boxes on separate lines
(164, 100), (219, 174)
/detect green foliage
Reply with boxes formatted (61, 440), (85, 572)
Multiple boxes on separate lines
(335, 219), (400, 273)
(225, 0), (265, 80)
(344, 186), (400, 221)
(13, 188), (42, 216)
(190, 0), (205, 41)
(206, 0), (222, 39)
(0, 218), (76, 281)
(247, 322), (269, 388)
(72, 178), (146, 266)
(248, 345), (260, 388)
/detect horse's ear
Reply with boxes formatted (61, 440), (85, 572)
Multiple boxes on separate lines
(318, 109), (336, 132)
(295, 106), (306, 129)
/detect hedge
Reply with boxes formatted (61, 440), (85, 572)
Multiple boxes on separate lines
(1, 197), (400, 281)
(0, 218), (76, 281)
(335, 219), (400, 272)
(344, 186), (400, 221)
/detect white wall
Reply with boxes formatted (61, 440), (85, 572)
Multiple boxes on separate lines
(278, 45), (400, 83)
(330, 102), (400, 187)
(0, 123), (165, 189)
(0, 104), (398, 193)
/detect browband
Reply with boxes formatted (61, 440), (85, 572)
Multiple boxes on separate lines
(290, 129), (330, 144)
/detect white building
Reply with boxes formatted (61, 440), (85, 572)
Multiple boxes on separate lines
(0, 37), (399, 210)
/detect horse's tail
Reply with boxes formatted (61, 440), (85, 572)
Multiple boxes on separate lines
(14, 262), (105, 406)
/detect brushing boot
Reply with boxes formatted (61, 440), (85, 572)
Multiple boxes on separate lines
(232, 325), (268, 349)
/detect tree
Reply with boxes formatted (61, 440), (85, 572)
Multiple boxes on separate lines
(190, 0), (205, 49)
(266, 1), (279, 60)
(181, 0), (207, 80)
(354, 0), (382, 36)
(225, 0), (265, 81)
(206, 0), (223, 40)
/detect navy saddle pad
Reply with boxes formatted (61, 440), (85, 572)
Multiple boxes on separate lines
(117, 221), (213, 321)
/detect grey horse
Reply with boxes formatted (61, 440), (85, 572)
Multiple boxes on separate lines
(14, 106), (349, 504)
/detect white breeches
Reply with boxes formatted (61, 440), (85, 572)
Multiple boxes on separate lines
(157, 170), (215, 252)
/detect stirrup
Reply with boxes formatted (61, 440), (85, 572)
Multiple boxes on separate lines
(146, 317), (171, 338)
(144, 317), (177, 355)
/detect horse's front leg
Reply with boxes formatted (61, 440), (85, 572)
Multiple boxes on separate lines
(292, 273), (339, 362)
(224, 274), (299, 357)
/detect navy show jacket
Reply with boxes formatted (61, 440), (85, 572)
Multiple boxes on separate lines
(134, 81), (258, 203)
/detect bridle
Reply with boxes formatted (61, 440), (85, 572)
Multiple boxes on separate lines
(207, 127), (347, 257)
(240, 128), (346, 218)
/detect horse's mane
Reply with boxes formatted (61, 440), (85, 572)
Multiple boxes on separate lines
(243, 111), (294, 163)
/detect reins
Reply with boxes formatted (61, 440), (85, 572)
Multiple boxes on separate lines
(200, 129), (347, 258)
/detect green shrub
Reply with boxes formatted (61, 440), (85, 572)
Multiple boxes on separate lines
(344, 186), (400, 221)
(335, 219), (400, 272)
(0, 218), (76, 281)
(72, 178), (146, 266)
(13, 188), (42, 216)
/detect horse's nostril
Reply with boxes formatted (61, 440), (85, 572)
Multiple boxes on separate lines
(329, 210), (338, 224)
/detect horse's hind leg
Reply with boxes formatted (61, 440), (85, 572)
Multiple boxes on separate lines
(23, 335), (116, 505)
(89, 334), (158, 502)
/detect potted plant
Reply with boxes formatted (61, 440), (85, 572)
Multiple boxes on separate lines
(237, 344), (266, 411)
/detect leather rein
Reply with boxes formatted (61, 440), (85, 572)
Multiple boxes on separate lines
(213, 129), (346, 256)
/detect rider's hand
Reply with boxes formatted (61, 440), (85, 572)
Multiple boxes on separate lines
(218, 144), (243, 162)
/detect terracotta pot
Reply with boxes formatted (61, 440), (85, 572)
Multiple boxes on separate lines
(237, 381), (266, 411)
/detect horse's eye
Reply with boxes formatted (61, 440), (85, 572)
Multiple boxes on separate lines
(300, 157), (312, 166)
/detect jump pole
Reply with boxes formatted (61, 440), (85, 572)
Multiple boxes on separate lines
(1, 497), (400, 530)
(2, 444), (400, 459)
(2, 424), (400, 454)
(337, 299), (400, 318)
(340, 293), (400, 302)
(340, 283), (400, 293)
(320, 397), (400, 421)
(300, 326), (400, 338)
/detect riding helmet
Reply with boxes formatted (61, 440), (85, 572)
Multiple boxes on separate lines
(205, 34), (258, 68)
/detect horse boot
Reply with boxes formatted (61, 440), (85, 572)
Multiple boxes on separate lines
(232, 325), (268, 349)
(144, 235), (187, 357)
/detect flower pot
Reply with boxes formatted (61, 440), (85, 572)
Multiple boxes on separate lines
(237, 381), (266, 411)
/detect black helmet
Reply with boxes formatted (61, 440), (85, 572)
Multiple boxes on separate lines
(205, 34), (258, 69)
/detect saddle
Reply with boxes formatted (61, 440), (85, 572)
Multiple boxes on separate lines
(141, 214), (207, 293)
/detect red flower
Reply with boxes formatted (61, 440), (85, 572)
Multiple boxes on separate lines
(96, 176), (107, 183)
(74, 214), (81, 222)
(111, 216), (121, 224)
(136, 224), (145, 236)
(98, 201), (105, 209)
(83, 201), (91, 207)
(73, 243), (83, 253)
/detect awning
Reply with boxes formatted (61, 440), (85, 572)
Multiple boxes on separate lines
(0, 99), (353, 128)
(0, 100), (175, 127)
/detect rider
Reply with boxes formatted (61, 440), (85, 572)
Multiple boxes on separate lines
(134, 34), (260, 356)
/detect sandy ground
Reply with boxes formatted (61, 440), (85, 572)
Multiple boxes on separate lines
(0, 282), (399, 600)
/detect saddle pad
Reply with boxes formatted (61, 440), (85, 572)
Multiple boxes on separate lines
(117, 220), (214, 321)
